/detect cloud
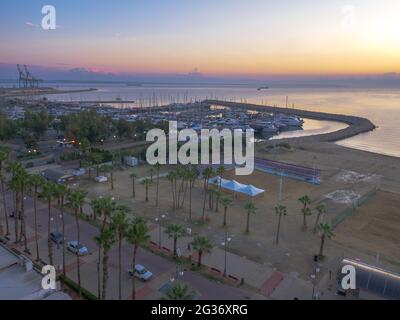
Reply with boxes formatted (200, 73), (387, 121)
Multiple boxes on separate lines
(25, 21), (39, 28)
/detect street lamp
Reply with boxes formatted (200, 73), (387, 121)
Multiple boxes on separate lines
(310, 267), (321, 300)
(222, 229), (232, 277)
(170, 248), (185, 283)
(155, 212), (167, 248)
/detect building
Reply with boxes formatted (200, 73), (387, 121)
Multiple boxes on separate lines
(124, 156), (139, 167)
(337, 258), (400, 300)
(0, 244), (71, 300)
(42, 168), (76, 184)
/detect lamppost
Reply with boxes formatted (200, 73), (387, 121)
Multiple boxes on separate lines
(155, 212), (167, 248)
(170, 248), (185, 283)
(222, 229), (232, 277)
(310, 267), (321, 300)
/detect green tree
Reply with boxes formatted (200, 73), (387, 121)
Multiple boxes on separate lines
(27, 175), (45, 261)
(163, 283), (196, 300)
(54, 184), (69, 276)
(299, 195), (312, 230)
(165, 224), (187, 256)
(67, 189), (86, 296)
(7, 161), (24, 243)
(220, 196), (233, 227)
(313, 204), (327, 234)
(154, 163), (161, 207)
(0, 147), (10, 236)
(201, 167), (214, 220)
(129, 173), (137, 198)
(275, 205), (287, 245)
(95, 226), (117, 300)
(111, 209), (130, 300)
(126, 219), (150, 300)
(318, 223), (334, 257)
(244, 202), (257, 234)
(140, 178), (152, 202)
(188, 167), (198, 220)
(103, 165), (115, 190)
(191, 236), (213, 267)
(215, 166), (225, 212)
(40, 181), (56, 266)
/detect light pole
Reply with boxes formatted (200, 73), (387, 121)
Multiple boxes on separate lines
(170, 248), (185, 283)
(155, 212), (167, 248)
(222, 229), (232, 277)
(310, 266), (321, 300)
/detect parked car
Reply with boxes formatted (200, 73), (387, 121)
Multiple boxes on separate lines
(50, 232), (64, 244)
(67, 241), (89, 256)
(95, 176), (108, 183)
(128, 264), (153, 281)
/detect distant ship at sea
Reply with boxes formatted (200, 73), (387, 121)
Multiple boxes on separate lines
(257, 86), (269, 91)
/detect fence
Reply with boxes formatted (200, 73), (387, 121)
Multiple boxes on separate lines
(331, 186), (378, 228)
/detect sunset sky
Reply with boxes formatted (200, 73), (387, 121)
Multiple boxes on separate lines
(1, 0), (400, 77)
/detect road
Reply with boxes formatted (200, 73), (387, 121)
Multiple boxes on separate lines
(0, 191), (259, 300)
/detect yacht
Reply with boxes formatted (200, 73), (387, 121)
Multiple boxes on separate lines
(274, 113), (304, 128)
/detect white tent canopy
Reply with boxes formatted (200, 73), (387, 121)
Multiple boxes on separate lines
(209, 176), (265, 197)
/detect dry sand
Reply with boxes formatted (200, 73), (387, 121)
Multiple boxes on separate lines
(73, 140), (400, 282)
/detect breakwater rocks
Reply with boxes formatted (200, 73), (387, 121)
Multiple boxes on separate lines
(204, 100), (376, 144)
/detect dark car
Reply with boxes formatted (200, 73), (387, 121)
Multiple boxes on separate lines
(50, 232), (64, 244)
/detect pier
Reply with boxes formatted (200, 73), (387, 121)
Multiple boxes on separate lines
(204, 100), (377, 143)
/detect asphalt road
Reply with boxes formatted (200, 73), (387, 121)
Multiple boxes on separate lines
(1, 191), (256, 300)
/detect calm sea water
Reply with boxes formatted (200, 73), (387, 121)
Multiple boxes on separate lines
(29, 83), (400, 158)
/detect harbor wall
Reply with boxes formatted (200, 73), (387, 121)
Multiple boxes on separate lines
(204, 100), (377, 143)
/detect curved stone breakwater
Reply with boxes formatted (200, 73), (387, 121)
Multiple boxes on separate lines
(204, 100), (377, 144)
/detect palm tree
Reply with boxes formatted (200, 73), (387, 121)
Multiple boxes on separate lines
(129, 173), (137, 198)
(275, 205), (287, 245)
(140, 178), (152, 202)
(165, 224), (186, 256)
(103, 165), (115, 190)
(299, 195), (312, 230)
(188, 167), (198, 220)
(98, 196), (116, 229)
(220, 196), (233, 227)
(201, 167), (214, 220)
(191, 236), (213, 267)
(67, 189), (86, 296)
(27, 174), (44, 262)
(111, 209), (129, 300)
(40, 181), (56, 266)
(55, 184), (69, 276)
(96, 226), (117, 300)
(318, 223), (334, 258)
(244, 202), (257, 234)
(7, 161), (23, 243)
(0, 147), (10, 236)
(126, 218), (150, 300)
(154, 163), (161, 207)
(313, 204), (326, 234)
(148, 167), (154, 182)
(90, 198), (102, 221)
(215, 166), (225, 212)
(7, 177), (20, 243)
(16, 168), (29, 252)
(163, 283), (196, 300)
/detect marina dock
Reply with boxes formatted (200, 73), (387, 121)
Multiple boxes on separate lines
(204, 100), (377, 143)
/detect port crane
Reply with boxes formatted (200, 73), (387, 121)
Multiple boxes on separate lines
(17, 64), (43, 88)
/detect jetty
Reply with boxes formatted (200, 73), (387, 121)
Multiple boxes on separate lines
(204, 100), (377, 143)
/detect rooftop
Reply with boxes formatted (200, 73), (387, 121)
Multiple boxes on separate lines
(0, 244), (71, 300)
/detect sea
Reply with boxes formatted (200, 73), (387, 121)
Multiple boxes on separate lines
(8, 82), (400, 158)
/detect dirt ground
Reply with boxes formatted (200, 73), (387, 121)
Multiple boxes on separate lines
(335, 190), (400, 265)
(71, 141), (400, 282)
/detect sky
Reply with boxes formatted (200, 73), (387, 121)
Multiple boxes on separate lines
(1, 0), (400, 78)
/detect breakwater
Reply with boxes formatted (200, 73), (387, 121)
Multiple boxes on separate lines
(204, 100), (377, 143)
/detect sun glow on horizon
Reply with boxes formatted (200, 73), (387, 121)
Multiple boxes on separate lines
(1, 0), (400, 76)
